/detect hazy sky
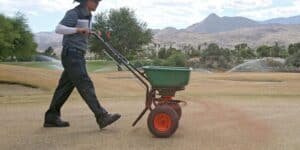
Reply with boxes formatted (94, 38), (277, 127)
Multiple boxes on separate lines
(0, 0), (299, 32)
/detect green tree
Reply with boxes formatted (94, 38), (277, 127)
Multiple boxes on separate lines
(163, 52), (187, 67)
(270, 42), (288, 58)
(157, 47), (180, 59)
(288, 43), (300, 55)
(200, 43), (234, 69)
(90, 8), (152, 60)
(0, 14), (15, 60)
(186, 46), (201, 58)
(0, 13), (36, 61)
(256, 45), (272, 57)
(286, 51), (300, 67)
(11, 13), (37, 61)
(256, 43), (288, 58)
(234, 43), (256, 60)
(270, 42), (280, 57)
(166, 47), (179, 57)
(158, 47), (167, 59)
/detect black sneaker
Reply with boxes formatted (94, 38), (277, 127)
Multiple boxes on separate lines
(44, 117), (70, 128)
(97, 113), (121, 129)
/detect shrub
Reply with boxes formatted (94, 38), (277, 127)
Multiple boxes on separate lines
(286, 52), (300, 67)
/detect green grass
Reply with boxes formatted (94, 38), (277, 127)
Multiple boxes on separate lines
(86, 60), (114, 72)
(0, 60), (115, 72)
(1, 62), (59, 70)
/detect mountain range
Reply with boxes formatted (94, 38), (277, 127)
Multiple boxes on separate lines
(35, 13), (300, 52)
(155, 13), (300, 34)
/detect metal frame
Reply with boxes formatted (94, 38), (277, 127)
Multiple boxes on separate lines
(92, 32), (186, 127)
(92, 32), (153, 126)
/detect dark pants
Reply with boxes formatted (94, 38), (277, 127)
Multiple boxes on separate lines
(45, 47), (107, 121)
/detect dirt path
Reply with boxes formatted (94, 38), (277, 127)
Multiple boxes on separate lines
(1, 66), (300, 150)
(1, 96), (299, 150)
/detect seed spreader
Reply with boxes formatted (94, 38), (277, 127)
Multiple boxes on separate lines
(92, 32), (192, 138)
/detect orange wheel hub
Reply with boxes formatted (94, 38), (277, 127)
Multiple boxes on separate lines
(153, 113), (172, 132)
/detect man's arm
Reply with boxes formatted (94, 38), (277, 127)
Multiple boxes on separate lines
(55, 10), (89, 35)
(55, 24), (77, 35)
(55, 10), (78, 35)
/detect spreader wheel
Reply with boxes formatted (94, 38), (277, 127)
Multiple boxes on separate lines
(168, 102), (182, 119)
(147, 105), (179, 138)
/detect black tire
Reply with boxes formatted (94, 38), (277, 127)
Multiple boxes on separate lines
(168, 102), (182, 120)
(147, 105), (179, 138)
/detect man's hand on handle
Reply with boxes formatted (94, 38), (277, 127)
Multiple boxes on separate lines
(91, 30), (111, 41)
(76, 28), (90, 35)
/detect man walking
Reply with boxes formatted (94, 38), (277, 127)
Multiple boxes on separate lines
(44, 0), (121, 129)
